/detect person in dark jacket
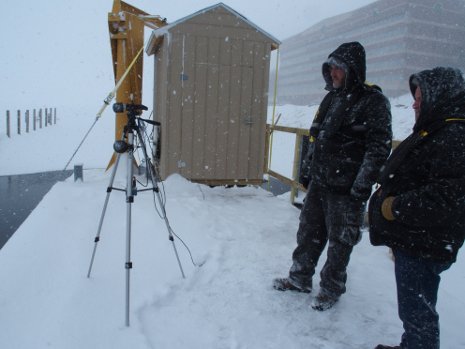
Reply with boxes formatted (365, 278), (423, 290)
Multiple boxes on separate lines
(369, 67), (465, 349)
(273, 42), (392, 311)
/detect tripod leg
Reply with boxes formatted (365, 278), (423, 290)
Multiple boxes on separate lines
(125, 134), (135, 327)
(87, 153), (122, 278)
(135, 125), (186, 279)
(125, 191), (132, 327)
(147, 162), (186, 279)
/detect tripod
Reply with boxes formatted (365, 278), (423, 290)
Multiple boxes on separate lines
(87, 103), (185, 327)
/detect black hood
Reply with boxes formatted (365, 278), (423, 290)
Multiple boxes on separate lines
(322, 41), (366, 91)
(409, 67), (465, 131)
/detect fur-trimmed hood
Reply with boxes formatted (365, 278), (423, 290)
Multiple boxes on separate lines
(322, 42), (366, 91)
(409, 67), (465, 132)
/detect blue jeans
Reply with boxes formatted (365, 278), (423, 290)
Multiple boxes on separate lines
(393, 249), (452, 349)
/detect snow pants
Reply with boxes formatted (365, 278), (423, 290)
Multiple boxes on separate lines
(393, 249), (452, 349)
(288, 183), (365, 297)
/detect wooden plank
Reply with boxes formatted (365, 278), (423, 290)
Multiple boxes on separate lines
(173, 23), (275, 45)
(180, 34), (196, 178)
(248, 41), (268, 180)
(263, 125), (271, 173)
(191, 178), (264, 186)
(166, 33), (184, 176)
(269, 124), (310, 136)
(236, 40), (254, 179)
(192, 36), (208, 178)
(290, 134), (303, 203)
(267, 169), (307, 192)
(227, 38), (243, 178)
(156, 45), (170, 179)
(216, 38), (232, 179)
(204, 36), (220, 179)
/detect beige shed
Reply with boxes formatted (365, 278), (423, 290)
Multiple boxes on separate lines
(146, 3), (280, 186)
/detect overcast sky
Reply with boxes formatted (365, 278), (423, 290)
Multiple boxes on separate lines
(0, 0), (377, 108)
(132, 0), (378, 40)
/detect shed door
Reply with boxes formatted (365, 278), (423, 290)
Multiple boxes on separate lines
(167, 34), (267, 181)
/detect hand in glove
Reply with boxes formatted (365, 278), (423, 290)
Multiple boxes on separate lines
(381, 196), (396, 221)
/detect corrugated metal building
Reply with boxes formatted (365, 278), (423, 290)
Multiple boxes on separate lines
(146, 3), (279, 185)
(276, 0), (465, 105)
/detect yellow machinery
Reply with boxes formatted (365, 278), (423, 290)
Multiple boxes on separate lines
(107, 0), (166, 167)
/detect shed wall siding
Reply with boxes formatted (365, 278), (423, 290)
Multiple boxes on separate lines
(152, 6), (276, 183)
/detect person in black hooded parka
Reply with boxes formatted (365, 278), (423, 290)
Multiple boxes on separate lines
(369, 67), (465, 349)
(273, 42), (392, 311)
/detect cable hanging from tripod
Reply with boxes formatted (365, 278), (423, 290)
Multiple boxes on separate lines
(62, 45), (146, 172)
(134, 117), (201, 268)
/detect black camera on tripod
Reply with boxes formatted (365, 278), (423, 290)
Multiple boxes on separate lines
(113, 102), (148, 115)
(112, 103), (148, 154)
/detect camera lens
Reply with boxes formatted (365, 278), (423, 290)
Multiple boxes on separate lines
(113, 103), (126, 113)
(113, 140), (128, 153)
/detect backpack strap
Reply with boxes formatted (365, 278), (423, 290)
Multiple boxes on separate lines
(309, 92), (333, 142)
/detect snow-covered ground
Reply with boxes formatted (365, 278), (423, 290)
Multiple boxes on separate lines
(1, 1), (464, 347)
(0, 97), (464, 349)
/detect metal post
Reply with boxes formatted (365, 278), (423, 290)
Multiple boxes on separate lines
(125, 135), (134, 327)
(33, 109), (36, 131)
(74, 164), (84, 182)
(17, 110), (21, 135)
(87, 154), (122, 279)
(25, 110), (29, 133)
(39, 109), (42, 129)
(6, 110), (10, 137)
(54, 108), (57, 124)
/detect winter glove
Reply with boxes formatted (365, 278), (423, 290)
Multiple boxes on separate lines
(381, 196), (396, 221)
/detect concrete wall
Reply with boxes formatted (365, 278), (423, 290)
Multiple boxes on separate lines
(274, 0), (465, 106)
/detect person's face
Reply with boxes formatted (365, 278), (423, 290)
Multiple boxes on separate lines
(413, 86), (422, 121)
(330, 65), (346, 89)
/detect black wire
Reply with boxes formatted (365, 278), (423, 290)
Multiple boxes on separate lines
(141, 117), (167, 207)
(133, 133), (150, 188)
(137, 118), (165, 218)
(169, 226), (203, 267)
(136, 113), (201, 268)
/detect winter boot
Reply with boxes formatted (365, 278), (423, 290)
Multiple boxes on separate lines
(374, 345), (400, 349)
(311, 291), (339, 311)
(272, 278), (312, 293)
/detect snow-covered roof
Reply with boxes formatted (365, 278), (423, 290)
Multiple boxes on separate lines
(146, 2), (280, 55)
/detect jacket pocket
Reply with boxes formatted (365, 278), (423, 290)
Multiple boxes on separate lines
(368, 187), (388, 246)
(327, 158), (360, 190)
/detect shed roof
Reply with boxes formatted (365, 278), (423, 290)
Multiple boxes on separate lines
(146, 2), (280, 55)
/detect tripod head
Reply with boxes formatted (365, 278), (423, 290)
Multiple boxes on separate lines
(113, 102), (148, 115)
(112, 103), (149, 153)
(115, 102), (148, 128)
(112, 102), (160, 155)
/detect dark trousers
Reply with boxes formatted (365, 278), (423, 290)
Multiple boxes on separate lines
(393, 249), (452, 349)
(289, 184), (365, 297)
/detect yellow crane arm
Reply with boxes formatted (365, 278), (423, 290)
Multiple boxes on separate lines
(106, 0), (167, 169)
